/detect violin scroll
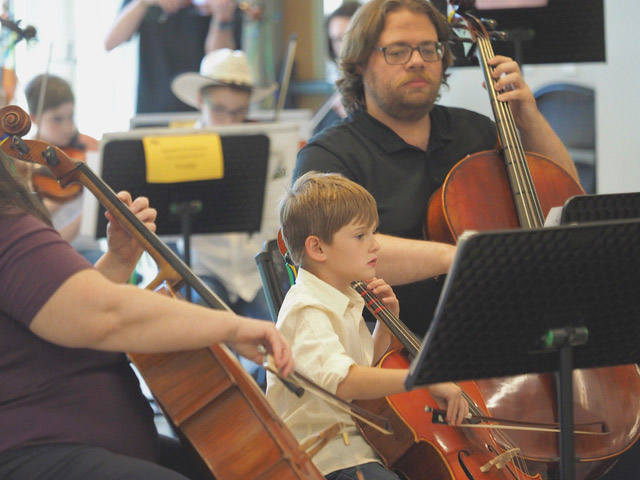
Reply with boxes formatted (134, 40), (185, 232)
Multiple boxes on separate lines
(0, 105), (31, 137)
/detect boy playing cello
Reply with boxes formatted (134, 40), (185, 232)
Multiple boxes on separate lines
(266, 172), (468, 479)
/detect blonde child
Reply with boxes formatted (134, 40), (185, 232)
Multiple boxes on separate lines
(266, 171), (468, 479)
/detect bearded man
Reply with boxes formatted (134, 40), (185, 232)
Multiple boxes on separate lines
(294, 0), (579, 337)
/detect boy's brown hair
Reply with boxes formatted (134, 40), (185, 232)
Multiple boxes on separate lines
(279, 171), (378, 265)
(24, 74), (74, 115)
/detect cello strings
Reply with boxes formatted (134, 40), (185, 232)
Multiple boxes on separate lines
(477, 36), (535, 228)
(481, 35), (541, 229)
(477, 35), (544, 229)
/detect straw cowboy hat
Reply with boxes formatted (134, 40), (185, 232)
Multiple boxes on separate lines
(171, 49), (278, 108)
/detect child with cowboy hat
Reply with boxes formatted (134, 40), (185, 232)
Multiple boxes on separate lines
(170, 49), (282, 389)
(171, 48), (277, 126)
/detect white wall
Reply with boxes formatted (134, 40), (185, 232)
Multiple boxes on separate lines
(438, 0), (640, 194)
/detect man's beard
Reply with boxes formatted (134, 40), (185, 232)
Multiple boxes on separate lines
(365, 74), (440, 121)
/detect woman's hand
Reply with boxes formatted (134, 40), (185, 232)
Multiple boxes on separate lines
(104, 191), (157, 266)
(227, 317), (295, 377)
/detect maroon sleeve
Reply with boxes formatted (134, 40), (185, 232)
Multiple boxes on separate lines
(0, 213), (93, 326)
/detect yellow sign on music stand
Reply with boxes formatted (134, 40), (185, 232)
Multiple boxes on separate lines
(142, 134), (224, 183)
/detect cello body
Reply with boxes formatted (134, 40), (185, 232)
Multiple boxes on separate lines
(475, 368), (640, 480)
(356, 352), (536, 480)
(425, 151), (584, 244)
(130, 344), (324, 479)
(351, 282), (536, 480)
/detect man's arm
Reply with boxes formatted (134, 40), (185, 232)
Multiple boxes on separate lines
(202, 0), (239, 52)
(375, 234), (455, 286)
(105, 0), (189, 51)
(488, 56), (579, 181)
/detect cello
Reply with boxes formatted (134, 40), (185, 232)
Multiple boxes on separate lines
(0, 105), (326, 480)
(425, 5), (640, 479)
(351, 280), (541, 480)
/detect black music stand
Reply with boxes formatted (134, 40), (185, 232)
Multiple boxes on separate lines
(95, 133), (270, 300)
(405, 219), (640, 480)
(560, 192), (640, 224)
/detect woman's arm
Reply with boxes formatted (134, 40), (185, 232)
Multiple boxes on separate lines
(29, 269), (294, 374)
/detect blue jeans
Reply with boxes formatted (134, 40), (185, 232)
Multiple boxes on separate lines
(326, 462), (401, 480)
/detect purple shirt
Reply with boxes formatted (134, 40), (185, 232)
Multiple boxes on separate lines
(0, 212), (159, 461)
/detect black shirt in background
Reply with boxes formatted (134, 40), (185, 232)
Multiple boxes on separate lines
(121, 0), (242, 113)
(295, 105), (497, 337)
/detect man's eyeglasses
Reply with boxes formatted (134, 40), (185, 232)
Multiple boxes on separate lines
(374, 41), (444, 65)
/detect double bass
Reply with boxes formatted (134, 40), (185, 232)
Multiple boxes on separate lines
(425, 5), (640, 479)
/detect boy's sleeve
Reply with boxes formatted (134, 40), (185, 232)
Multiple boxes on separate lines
(284, 305), (356, 395)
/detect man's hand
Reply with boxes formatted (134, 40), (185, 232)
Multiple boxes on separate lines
(487, 55), (539, 130)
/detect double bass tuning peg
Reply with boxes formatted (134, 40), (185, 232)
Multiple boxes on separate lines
(489, 31), (509, 42)
(480, 18), (498, 31)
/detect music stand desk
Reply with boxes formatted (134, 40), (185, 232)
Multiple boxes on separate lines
(406, 219), (640, 479)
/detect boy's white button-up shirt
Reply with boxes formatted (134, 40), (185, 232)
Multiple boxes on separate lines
(265, 268), (381, 475)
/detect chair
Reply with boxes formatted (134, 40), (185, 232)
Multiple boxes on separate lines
(534, 83), (597, 194)
(254, 239), (294, 322)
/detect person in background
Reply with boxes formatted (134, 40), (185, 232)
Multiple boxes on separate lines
(23, 73), (102, 262)
(171, 48), (276, 127)
(0, 150), (294, 479)
(266, 171), (468, 479)
(171, 49), (280, 386)
(169, 48), (277, 320)
(104, 0), (242, 113)
(312, 2), (361, 136)
(295, 0), (579, 338)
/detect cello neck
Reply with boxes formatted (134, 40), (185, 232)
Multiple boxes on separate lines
(467, 14), (545, 229)
(74, 161), (231, 310)
(351, 280), (421, 357)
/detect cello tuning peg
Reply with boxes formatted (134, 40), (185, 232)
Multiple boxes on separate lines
(449, 36), (475, 44)
(11, 136), (30, 155)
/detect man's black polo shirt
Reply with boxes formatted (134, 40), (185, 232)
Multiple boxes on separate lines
(294, 105), (497, 336)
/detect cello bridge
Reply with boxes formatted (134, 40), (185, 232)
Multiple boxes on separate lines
(480, 448), (521, 473)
